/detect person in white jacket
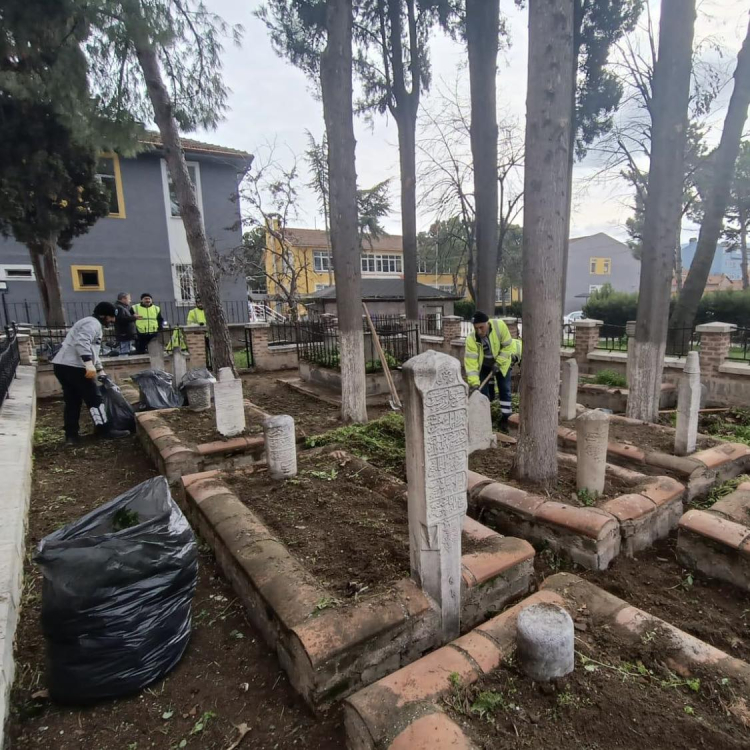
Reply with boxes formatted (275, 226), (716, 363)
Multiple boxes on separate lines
(52, 302), (130, 444)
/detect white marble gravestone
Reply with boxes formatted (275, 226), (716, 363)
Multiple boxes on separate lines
(214, 366), (246, 437)
(263, 414), (297, 479)
(675, 351), (701, 456)
(468, 390), (497, 453)
(576, 409), (610, 496)
(147, 337), (165, 372)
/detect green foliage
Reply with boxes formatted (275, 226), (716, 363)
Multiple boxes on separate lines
(304, 348), (398, 373)
(583, 285), (638, 327)
(696, 473), (750, 510)
(234, 349), (253, 369)
(454, 299), (475, 320)
(577, 488), (598, 507)
(695, 290), (750, 328)
(305, 413), (406, 474)
(112, 508), (140, 531)
(471, 690), (506, 719)
(584, 369), (628, 388)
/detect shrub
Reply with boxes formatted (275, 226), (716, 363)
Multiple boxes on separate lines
(455, 299), (476, 320)
(584, 369), (627, 388)
(696, 290), (750, 328)
(583, 286), (638, 328)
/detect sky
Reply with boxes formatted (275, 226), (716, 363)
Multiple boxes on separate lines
(193, 0), (750, 244)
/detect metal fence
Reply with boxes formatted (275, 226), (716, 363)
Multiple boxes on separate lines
(0, 324), (21, 406)
(419, 314), (443, 337)
(561, 324), (575, 348)
(729, 327), (750, 361)
(596, 325), (628, 352)
(665, 327), (698, 358)
(0, 299), (251, 328)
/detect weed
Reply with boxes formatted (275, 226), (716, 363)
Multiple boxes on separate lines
(697, 474), (750, 510)
(582, 369), (627, 388)
(55, 495), (76, 504)
(684, 705), (695, 716)
(312, 596), (341, 615)
(112, 508), (140, 532)
(306, 468), (338, 481)
(34, 425), (63, 448)
(448, 672), (462, 689)
(471, 690), (505, 719)
(190, 710), (217, 735)
(577, 488), (598, 507)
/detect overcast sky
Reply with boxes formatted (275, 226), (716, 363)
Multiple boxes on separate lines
(193, 0), (749, 243)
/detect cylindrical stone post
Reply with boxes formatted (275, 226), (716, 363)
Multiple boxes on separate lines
(560, 358), (578, 421)
(576, 409), (609, 496)
(517, 603), (575, 682)
(263, 414), (297, 480)
(675, 351), (701, 456)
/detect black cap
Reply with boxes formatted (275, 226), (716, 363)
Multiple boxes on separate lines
(93, 302), (116, 318)
(140, 293), (153, 300)
(472, 311), (489, 324)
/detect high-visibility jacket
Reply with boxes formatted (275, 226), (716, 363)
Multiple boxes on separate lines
(133, 303), (161, 334)
(464, 318), (518, 387)
(166, 327), (188, 353)
(187, 307), (206, 326)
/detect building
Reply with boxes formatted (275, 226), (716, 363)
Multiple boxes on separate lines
(264, 226), (519, 316)
(0, 133), (252, 326)
(671, 272), (742, 294)
(564, 233), (641, 314)
(681, 238), (742, 280)
(306, 278), (461, 317)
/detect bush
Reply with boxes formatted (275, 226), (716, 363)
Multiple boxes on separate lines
(455, 299), (476, 320)
(696, 290), (750, 328)
(583, 286), (638, 328)
(583, 369), (627, 388)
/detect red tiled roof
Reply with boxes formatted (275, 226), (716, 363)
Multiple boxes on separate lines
(139, 131), (251, 159)
(284, 227), (403, 252)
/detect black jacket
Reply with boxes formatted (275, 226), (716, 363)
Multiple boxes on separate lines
(114, 301), (137, 340)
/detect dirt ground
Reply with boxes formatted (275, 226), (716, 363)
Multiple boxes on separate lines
(561, 418), (718, 455)
(446, 616), (750, 750)
(7, 398), (345, 750)
(160, 407), (264, 447)
(469, 445), (644, 506)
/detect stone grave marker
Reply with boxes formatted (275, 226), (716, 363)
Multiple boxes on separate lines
(576, 409), (609, 496)
(263, 415), (297, 479)
(172, 348), (188, 391)
(214, 367), (246, 437)
(468, 390), (497, 453)
(560, 359), (578, 421)
(403, 349), (468, 641)
(675, 351), (701, 456)
(147, 337), (165, 371)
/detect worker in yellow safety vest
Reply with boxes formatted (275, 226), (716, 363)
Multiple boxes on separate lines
(464, 311), (522, 433)
(132, 293), (164, 354)
(187, 299), (207, 327)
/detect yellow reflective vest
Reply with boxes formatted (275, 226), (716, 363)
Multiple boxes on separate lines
(133, 303), (161, 334)
(187, 307), (206, 326)
(464, 319), (519, 386)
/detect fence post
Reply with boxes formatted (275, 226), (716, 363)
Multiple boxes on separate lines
(695, 322), (734, 379)
(183, 325), (208, 369)
(572, 319), (603, 366)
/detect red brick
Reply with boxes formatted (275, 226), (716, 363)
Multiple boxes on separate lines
(535, 501), (618, 540)
(639, 476), (684, 506)
(182, 469), (220, 489)
(461, 515), (497, 542)
(450, 630), (503, 674)
(608, 442), (646, 463)
(679, 509), (750, 550)
(600, 493), (656, 522)
(477, 483), (544, 520)
(389, 713), (473, 750)
(461, 537), (534, 586)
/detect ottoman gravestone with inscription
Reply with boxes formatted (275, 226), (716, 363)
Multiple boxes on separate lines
(403, 350), (469, 641)
(263, 414), (297, 479)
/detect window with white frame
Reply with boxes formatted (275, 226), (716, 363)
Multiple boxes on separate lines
(167, 164), (199, 217)
(417, 259), (429, 274)
(0, 265), (35, 281)
(313, 251), (333, 272)
(361, 253), (402, 274)
(315, 283), (329, 291)
(174, 263), (196, 304)
(437, 284), (454, 293)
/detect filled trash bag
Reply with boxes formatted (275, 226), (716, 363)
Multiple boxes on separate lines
(178, 367), (216, 390)
(99, 375), (136, 432)
(132, 368), (184, 409)
(35, 477), (198, 704)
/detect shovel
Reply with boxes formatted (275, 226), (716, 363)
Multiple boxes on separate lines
(363, 303), (402, 411)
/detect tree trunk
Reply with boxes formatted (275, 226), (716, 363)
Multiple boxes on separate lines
(628, 0), (696, 422)
(669, 16), (750, 332)
(133, 41), (235, 374)
(28, 235), (65, 326)
(467, 0), (499, 316)
(321, 0), (368, 423)
(516, 0), (575, 485)
(741, 213), (749, 290)
(674, 243), (683, 292)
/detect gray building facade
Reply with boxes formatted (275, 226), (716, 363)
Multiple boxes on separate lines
(0, 135), (251, 326)
(564, 233), (641, 314)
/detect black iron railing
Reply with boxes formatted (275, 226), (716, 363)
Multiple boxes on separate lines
(419, 314), (443, 337)
(729, 327), (750, 361)
(0, 324), (20, 406)
(561, 324), (575, 348)
(665, 327), (698, 358)
(596, 325), (628, 352)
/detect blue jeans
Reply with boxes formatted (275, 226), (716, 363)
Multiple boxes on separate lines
(118, 340), (133, 355)
(480, 368), (512, 417)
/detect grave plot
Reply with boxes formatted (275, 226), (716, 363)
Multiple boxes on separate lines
(344, 573), (750, 750)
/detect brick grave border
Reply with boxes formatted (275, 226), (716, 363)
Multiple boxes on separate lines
(177, 453), (536, 708)
(343, 572), (750, 750)
(576, 381), (676, 414)
(509, 413), (750, 502)
(135, 398), (285, 481)
(467, 453), (684, 570)
(678, 480), (750, 592)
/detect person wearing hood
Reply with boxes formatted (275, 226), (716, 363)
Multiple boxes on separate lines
(52, 302), (130, 444)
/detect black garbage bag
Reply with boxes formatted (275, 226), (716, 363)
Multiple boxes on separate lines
(132, 368), (184, 409)
(35, 477), (198, 704)
(99, 375), (136, 432)
(178, 367), (216, 390)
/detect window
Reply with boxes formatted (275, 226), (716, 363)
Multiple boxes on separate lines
(589, 284), (603, 293)
(71, 265), (105, 291)
(313, 251), (333, 272)
(96, 154), (125, 218)
(167, 165), (199, 217)
(361, 253), (402, 274)
(589, 257), (612, 275)
(417, 259), (429, 274)
(438, 285), (454, 294)
(315, 283), (329, 292)
(0, 265), (35, 281)
(174, 263), (196, 304)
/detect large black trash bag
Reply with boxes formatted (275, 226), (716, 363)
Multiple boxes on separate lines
(132, 368), (184, 409)
(99, 375), (136, 432)
(35, 477), (198, 704)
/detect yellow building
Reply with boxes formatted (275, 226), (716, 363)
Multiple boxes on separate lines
(264, 225), (521, 315)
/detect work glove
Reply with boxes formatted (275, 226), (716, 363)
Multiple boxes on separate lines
(84, 361), (97, 380)
(492, 363), (501, 375)
(511, 354), (520, 365)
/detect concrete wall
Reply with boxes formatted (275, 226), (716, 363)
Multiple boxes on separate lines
(0, 366), (36, 747)
(0, 151), (247, 326)
(565, 233), (641, 314)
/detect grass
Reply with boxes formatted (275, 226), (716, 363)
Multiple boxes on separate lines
(699, 409), (750, 448)
(577, 488), (599, 507)
(694, 474), (750, 510)
(233, 349), (253, 369)
(582, 369), (628, 388)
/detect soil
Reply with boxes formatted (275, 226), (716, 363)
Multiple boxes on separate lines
(445, 618), (750, 750)
(561, 417), (718, 455)
(469, 445), (644, 507)
(535, 533), (750, 665)
(241, 371), (390, 438)
(694, 408), (750, 445)
(7, 397), (345, 750)
(160, 406), (263, 447)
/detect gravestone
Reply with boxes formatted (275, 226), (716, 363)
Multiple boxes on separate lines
(147, 337), (165, 371)
(468, 391), (497, 453)
(576, 409), (609, 496)
(214, 367), (246, 437)
(560, 359), (578, 421)
(403, 350), (468, 641)
(172, 348), (188, 391)
(263, 415), (297, 479)
(675, 351), (701, 456)
(517, 603), (575, 682)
